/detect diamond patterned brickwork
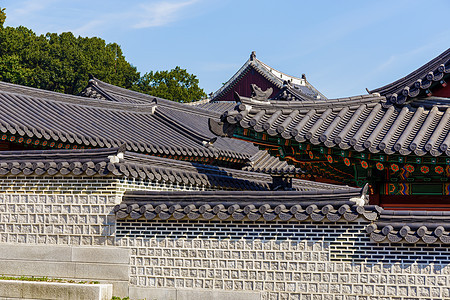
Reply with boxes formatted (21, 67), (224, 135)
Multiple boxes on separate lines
(118, 219), (450, 300)
(0, 176), (204, 246)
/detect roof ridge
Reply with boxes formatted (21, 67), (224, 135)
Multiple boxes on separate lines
(236, 93), (385, 110)
(0, 81), (156, 113)
(369, 48), (450, 104)
(253, 58), (327, 100)
(89, 77), (222, 118)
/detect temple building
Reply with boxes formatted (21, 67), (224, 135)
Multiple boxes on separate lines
(0, 49), (448, 299)
(211, 48), (450, 210)
(210, 51), (326, 102)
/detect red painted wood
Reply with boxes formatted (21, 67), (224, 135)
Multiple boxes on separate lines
(215, 66), (280, 101)
(432, 82), (450, 97)
(379, 195), (450, 210)
(0, 140), (38, 151)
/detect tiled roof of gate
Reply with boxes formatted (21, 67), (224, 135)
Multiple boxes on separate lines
(190, 101), (238, 113)
(243, 150), (302, 175)
(115, 188), (379, 222)
(0, 80), (259, 164)
(0, 147), (343, 191)
(211, 91), (450, 157)
(367, 209), (450, 244)
(211, 52), (326, 101)
(370, 48), (450, 104)
(79, 78), (303, 174)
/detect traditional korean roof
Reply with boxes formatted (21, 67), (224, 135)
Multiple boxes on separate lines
(189, 101), (237, 113)
(79, 78), (305, 175)
(0, 80), (260, 166)
(243, 150), (302, 175)
(0, 147), (268, 190)
(367, 209), (450, 244)
(114, 186), (379, 222)
(0, 147), (356, 193)
(211, 52), (326, 102)
(370, 48), (450, 104)
(211, 90), (450, 157)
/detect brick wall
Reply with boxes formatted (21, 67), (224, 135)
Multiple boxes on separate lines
(118, 219), (450, 300)
(0, 176), (206, 246)
(1, 174), (450, 299)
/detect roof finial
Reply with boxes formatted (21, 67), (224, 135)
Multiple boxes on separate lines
(250, 51), (256, 61)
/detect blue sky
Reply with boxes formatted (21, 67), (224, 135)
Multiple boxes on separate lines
(2, 0), (450, 98)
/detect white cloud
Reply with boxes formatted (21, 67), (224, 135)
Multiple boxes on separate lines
(10, 0), (57, 17)
(4, 0), (204, 36)
(132, 0), (200, 28)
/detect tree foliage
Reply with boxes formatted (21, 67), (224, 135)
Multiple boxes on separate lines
(0, 8), (5, 28)
(0, 24), (139, 94)
(0, 8), (205, 101)
(133, 66), (206, 102)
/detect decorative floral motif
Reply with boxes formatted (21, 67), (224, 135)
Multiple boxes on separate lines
(435, 166), (444, 174)
(376, 162), (384, 171)
(405, 164), (415, 173)
(1, 135), (6, 140)
(18, 137), (24, 143)
(344, 158), (351, 166)
(420, 165), (429, 174)
(26, 139), (32, 144)
(9, 136), (15, 142)
(391, 164), (399, 172)
(361, 161), (369, 169)
(327, 155), (333, 163)
(308, 151), (314, 159)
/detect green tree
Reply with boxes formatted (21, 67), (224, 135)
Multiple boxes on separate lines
(0, 8), (5, 28)
(0, 10), (205, 101)
(0, 24), (140, 94)
(133, 66), (206, 102)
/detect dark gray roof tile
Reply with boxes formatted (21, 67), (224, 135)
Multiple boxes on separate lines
(214, 92), (450, 157)
(115, 187), (376, 222)
(368, 209), (450, 244)
(0, 80), (260, 165)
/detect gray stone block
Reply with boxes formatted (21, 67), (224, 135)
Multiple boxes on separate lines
(129, 287), (177, 300)
(0, 280), (112, 300)
(72, 246), (130, 264)
(0, 260), (76, 278)
(75, 263), (129, 280)
(0, 244), (72, 261)
(177, 288), (261, 300)
(129, 287), (261, 300)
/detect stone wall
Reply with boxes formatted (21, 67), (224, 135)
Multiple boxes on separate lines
(1, 175), (450, 299)
(0, 175), (204, 297)
(0, 243), (127, 296)
(0, 176), (206, 246)
(118, 219), (450, 300)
